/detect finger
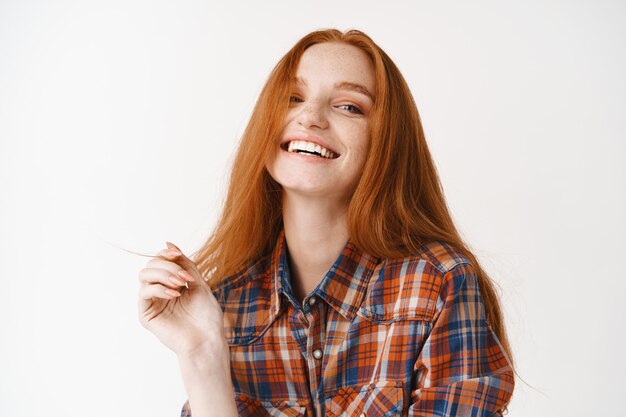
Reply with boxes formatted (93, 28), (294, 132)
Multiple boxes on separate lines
(177, 268), (213, 295)
(145, 257), (188, 278)
(156, 250), (197, 283)
(147, 256), (198, 289)
(161, 243), (206, 289)
(139, 282), (182, 299)
(163, 242), (199, 275)
(138, 283), (181, 310)
(165, 241), (182, 252)
(138, 267), (189, 291)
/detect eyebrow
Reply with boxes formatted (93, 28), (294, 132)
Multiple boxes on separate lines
(295, 77), (374, 101)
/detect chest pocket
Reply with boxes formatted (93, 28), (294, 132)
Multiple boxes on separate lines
(325, 380), (404, 417)
(358, 259), (441, 324)
(235, 393), (306, 417)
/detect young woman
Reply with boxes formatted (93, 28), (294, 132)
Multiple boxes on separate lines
(138, 28), (515, 417)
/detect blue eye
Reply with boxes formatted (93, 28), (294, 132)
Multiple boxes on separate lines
(289, 95), (363, 115)
(337, 104), (363, 114)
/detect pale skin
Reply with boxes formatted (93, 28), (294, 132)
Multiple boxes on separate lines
(138, 41), (376, 416)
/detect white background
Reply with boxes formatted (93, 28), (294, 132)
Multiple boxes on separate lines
(1, 1), (624, 416)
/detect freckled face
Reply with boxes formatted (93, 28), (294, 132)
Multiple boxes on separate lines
(265, 42), (376, 203)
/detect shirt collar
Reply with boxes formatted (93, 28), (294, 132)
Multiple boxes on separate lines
(271, 229), (381, 321)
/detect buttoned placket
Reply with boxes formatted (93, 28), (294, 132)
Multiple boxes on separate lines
(273, 231), (381, 416)
(286, 294), (327, 416)
(303, 295), (326, 416)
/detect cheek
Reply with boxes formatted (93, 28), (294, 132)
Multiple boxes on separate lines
(349, 129), (371, 165)
(264, 143), (283, 178)
(280, 112), (296, 130)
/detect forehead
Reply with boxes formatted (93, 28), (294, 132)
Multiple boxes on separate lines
(295, 42), (375, 93)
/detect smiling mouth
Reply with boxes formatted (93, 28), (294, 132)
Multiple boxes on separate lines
(281, 140), (339, 159)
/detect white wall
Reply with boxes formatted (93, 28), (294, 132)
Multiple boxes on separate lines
(1, 1), (624, 416)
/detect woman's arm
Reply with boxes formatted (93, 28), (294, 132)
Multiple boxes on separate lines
(137, 243), (237, 417)
(178, 344), (238, 417)
(408, 262), (515, 416)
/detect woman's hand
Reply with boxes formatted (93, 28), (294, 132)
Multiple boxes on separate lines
(138, 242), (228, 363)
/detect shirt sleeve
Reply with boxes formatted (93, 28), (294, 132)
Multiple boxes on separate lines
(180, 399), (191, 417)
(408, 262), (515, 417)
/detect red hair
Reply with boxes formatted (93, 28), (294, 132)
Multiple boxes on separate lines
(191, 28), (514, 378)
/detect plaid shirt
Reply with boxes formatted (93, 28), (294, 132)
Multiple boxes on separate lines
(181, 230), (514, 416)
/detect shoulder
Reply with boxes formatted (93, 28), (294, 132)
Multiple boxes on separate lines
(408, 240), (474, 275)
(375, 239), (474, 291)
(359, 240), (475, 323)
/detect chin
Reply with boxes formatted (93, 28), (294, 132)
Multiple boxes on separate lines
(280, 181), (327, 195)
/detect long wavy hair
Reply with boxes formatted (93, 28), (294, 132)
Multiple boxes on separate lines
(191, 28), (514, 374)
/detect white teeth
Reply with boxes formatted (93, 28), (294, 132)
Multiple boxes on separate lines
(286, 140), (336, 159)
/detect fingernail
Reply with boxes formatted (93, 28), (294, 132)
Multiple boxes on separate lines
(177, 269), (195, 282)
(168, 275), (185, 286)
(164, 289), (181, 297)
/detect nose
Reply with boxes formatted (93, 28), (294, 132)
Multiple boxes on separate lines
(295, 99), (328, 130)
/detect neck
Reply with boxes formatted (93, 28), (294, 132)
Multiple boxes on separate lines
(282, 192), (349, 303)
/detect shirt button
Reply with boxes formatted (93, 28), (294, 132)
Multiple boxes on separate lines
(308, 297), (317, 306)
(312, 348), (323, 360)
(360, 414), (366, 417)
